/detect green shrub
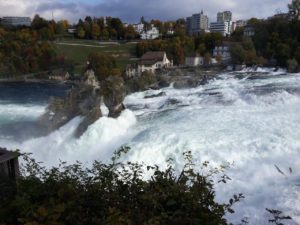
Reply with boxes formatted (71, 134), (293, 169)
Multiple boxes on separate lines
(0, 149), (243, 225)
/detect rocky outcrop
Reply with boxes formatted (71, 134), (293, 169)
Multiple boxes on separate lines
(102, 75), (126, 118)
(40, 69), (127, 138)
(40, 85), (102, 137)
(84, 69), (100, 89)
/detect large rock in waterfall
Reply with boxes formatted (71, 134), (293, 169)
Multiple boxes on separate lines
(102, 75), (126, 118)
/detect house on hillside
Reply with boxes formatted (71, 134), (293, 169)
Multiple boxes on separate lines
(213, 43), (232, 62)
(125, 51), (172, 78)
(138, 51), (172, 73)
(125, 63), (138, 78)
(244, 25), (255, 37)
(185, 54), (204, 66)
(49, 70), (70, 81)
(141, 25), (160, 40)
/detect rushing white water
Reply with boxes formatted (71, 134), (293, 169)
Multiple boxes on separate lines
(0, 69), (300, 224)
(0, 103), (46, 125)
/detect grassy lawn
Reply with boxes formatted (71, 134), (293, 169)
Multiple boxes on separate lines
(54, 39), (137, 71)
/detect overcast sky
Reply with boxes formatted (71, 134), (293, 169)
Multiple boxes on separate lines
(0, 0), (291, 23)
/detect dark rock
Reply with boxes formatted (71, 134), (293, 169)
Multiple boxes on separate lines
(157, 75), (171, 88)
(40, 85), (102, 137)
(168, 69), (184, 77)
(199, 76), (209, 85)
(158, 98), (181, 109)
(144, 92), (166, 99)
(173, 78), (199, 89)
(75, 106), (102, 137)
(102, 75), (126, 118)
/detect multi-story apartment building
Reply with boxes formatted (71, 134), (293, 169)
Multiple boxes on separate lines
(186, 11), (209, 36)
(210, 11), (234, 36)
(1, 17), (31, 27)
(217, 11), (232, 22)
(210, 21), (231, 36)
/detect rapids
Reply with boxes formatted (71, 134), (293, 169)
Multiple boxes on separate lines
(0, 69), (300, 224)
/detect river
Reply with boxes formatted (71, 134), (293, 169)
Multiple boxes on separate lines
(0, 68), (299, 224)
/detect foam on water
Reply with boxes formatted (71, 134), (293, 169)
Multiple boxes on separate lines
(0, 109), (137, 166)
(0, 103), (46, 125)
(0, 70), (300, 224)
(123, 71), (300, 225)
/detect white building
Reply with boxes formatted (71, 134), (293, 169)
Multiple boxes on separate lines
(185, 55), (204, 66)
(140, 25), (160, 40)
(186, 11), (209, 36)
(125, 52), (172, 78)
(213, 43), (232, 62)
(217, 11), (232, 22)
(138, 51), (172, 73)
(209, 21), (232, 36)
(1, 17), (31, 27)
(133, 23), (145, 33)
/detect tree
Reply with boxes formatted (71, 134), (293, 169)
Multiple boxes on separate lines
(0, 150), (244, 225)
(230, 44), (245, 65)
(124, 25), (137, 40)
(91, 23), (100, 40)
(197, 43), (206, 56)
(110, 18), (124, 39)
(31, 14), (48, 30)
(294, 46), (300, 64)
(76, 26), (85, 39)
(288, 0), (300, 19)
(275, 43), (291, 66)
(287, 58), (299, 72)
(87, 52), (118, 81)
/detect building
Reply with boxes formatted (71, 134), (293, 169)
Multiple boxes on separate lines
(49, 70), (70, 81)
(133, 23), (160, 40)
(244, 25), (255, 37)
(185, 55), (204, 67)
(133, 23), (145, 33)
(210, 21), (231, 36)
(217, 11), (232, 22)
(186, 11), (209, 36)
(236, 20), (248, 28)
(213, 43), (232, 62)
(0, 149), (20, 179)
(125, 64), (138, 78)
(67, 28), (76, 34)
(138, 51), (172, 73)
(1, 16), (31, 27)
(141, 25), (160, 40)
(125, 51), (172, 78)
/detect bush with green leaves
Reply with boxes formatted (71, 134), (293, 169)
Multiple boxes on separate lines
(0, 148), (245, 225)
(0, 148), (293, 225)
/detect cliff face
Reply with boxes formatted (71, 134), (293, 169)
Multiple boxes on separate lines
(40, 85), (102, 137)
(40, 71), (126, 138)
(102, 75), (126, 118)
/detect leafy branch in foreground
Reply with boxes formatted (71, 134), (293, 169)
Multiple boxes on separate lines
(0, 148), (291, 225)
(266, 208), (292, 225)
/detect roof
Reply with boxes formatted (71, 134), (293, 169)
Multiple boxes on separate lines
(0, 148), (20, 164)
(139, 51), (165, 66)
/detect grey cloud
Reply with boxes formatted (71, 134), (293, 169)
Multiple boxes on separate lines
(0, 0), (292, 23)
(79, 0), (291, 23)
(36, 2), (79, 14)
